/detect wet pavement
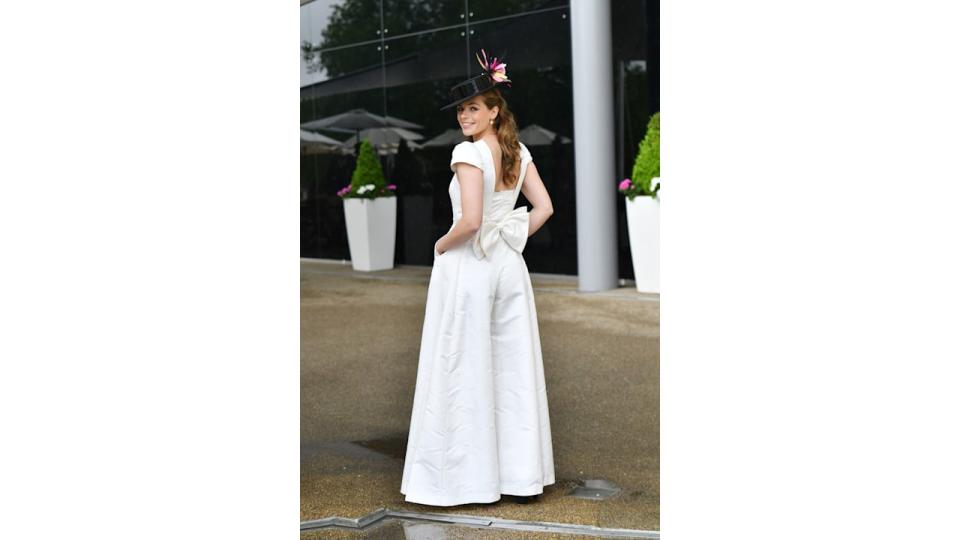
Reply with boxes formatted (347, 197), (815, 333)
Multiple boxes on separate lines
(301, 259), (659, 537)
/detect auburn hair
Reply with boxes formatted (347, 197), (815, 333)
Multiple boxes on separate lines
(471, 87), (521, 189)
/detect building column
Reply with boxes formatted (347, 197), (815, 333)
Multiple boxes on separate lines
(570, 0), (618, 292)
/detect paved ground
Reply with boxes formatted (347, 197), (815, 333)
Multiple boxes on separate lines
(302, 524), (653, 539)
(301, 259), (659, 536)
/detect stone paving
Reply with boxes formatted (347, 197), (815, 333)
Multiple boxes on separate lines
(301, 260), (659, 536)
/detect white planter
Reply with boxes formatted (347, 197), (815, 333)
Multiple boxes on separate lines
(343, 196), (397, 271)
(624, 191), (659, 293)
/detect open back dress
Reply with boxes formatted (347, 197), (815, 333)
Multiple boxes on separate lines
(400, 138), (556, 506)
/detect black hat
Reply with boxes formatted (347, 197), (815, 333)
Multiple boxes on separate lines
(439, 49), (512, 111)
(440, 74), (498, 111)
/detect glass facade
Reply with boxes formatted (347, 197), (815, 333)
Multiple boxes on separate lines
(301, 0), (658, 277)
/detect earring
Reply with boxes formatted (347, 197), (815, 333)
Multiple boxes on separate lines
(490, 119), (494, 124)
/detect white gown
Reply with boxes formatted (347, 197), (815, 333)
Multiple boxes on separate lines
(400, 139), (556, 506)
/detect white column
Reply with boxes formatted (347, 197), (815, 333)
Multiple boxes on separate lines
(570, 0), (618, 292)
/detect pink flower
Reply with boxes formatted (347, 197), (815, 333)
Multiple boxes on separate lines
(476, 49), (511, 85)
(618, 178), (633, 191)
(387, 184), (397, 190)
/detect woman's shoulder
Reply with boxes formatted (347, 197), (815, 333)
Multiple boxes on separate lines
(450, 140), (484, 172)
(518, 141), (532, 161)
(452, 140), (479, 153)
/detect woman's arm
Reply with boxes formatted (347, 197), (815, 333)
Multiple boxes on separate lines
(435, 163), (484, 254)
(519, 162), (554, 237)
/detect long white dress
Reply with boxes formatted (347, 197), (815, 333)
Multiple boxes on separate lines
(400, 139), (556, 506)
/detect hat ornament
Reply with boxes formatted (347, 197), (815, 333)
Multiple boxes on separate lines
(476, 49), (511, 87)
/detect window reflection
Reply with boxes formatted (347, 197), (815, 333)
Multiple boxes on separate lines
(470, 9), (576, 273)
(383, 28), (470, 265)
(468, 0), (566, 21)
(300, 0), (656, 279)
(301, 0), (377, 86)
(382, 0), (466, 36)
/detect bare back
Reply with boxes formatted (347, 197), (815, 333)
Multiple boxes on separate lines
(483, 139), (521, 193)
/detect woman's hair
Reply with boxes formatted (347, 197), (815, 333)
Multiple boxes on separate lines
(473, 88), (521, 188)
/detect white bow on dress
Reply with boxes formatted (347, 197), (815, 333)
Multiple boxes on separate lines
(472, 207), (530, 260)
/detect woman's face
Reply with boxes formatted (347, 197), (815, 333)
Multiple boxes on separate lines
(456, 98), (498, 138)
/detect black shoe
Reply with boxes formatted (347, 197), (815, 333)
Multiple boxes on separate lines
(506, 494), (539, 504)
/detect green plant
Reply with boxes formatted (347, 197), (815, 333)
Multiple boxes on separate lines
(618, 112), (660, 201)
(337, 139), (396, 199)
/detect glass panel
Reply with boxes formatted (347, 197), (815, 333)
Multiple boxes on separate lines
(300, 43), (386, 121)
(301, 0), (383, 88)
(384, 28), (468, 265)
(612, 0), (658, 280)
(467, 0), (567, 23)
(382, 0), (467, 37)
(302, 0), (382, 49)
(300, 41), (388, 260)
(470, 8), (576, 274)
(300, 0), (658, 278)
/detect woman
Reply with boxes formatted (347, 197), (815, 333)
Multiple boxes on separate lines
(400, 50), (556, 507)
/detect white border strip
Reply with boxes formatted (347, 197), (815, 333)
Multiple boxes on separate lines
(300, 507), (660, 538)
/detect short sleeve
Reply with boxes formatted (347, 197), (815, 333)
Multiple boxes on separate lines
(518, 142), (534, 185)
(450, 141), (483, 173)
(519, 142), (533, 163)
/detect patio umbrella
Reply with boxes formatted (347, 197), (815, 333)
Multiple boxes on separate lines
(300, 129), (350, 155)
(421, 128), (468, 148)
(371, 140), (423, 155)
(519, 124), (572, 146)
(383, 115), (424, 130)
(300, 108), (423, 134)
(341, 126), (424, 147)
(300, 129), (341, 145)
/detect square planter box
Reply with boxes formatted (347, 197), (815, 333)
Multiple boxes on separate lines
(343, 196), (396, 271)
(625, 193), (659, 293)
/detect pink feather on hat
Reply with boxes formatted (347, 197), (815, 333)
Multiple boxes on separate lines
(476, 48), (511, 86)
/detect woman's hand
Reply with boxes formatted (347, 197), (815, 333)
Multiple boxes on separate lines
(434, 238), (445, 256)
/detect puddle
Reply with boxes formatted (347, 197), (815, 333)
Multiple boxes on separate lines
(569, 478), (622, 500)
